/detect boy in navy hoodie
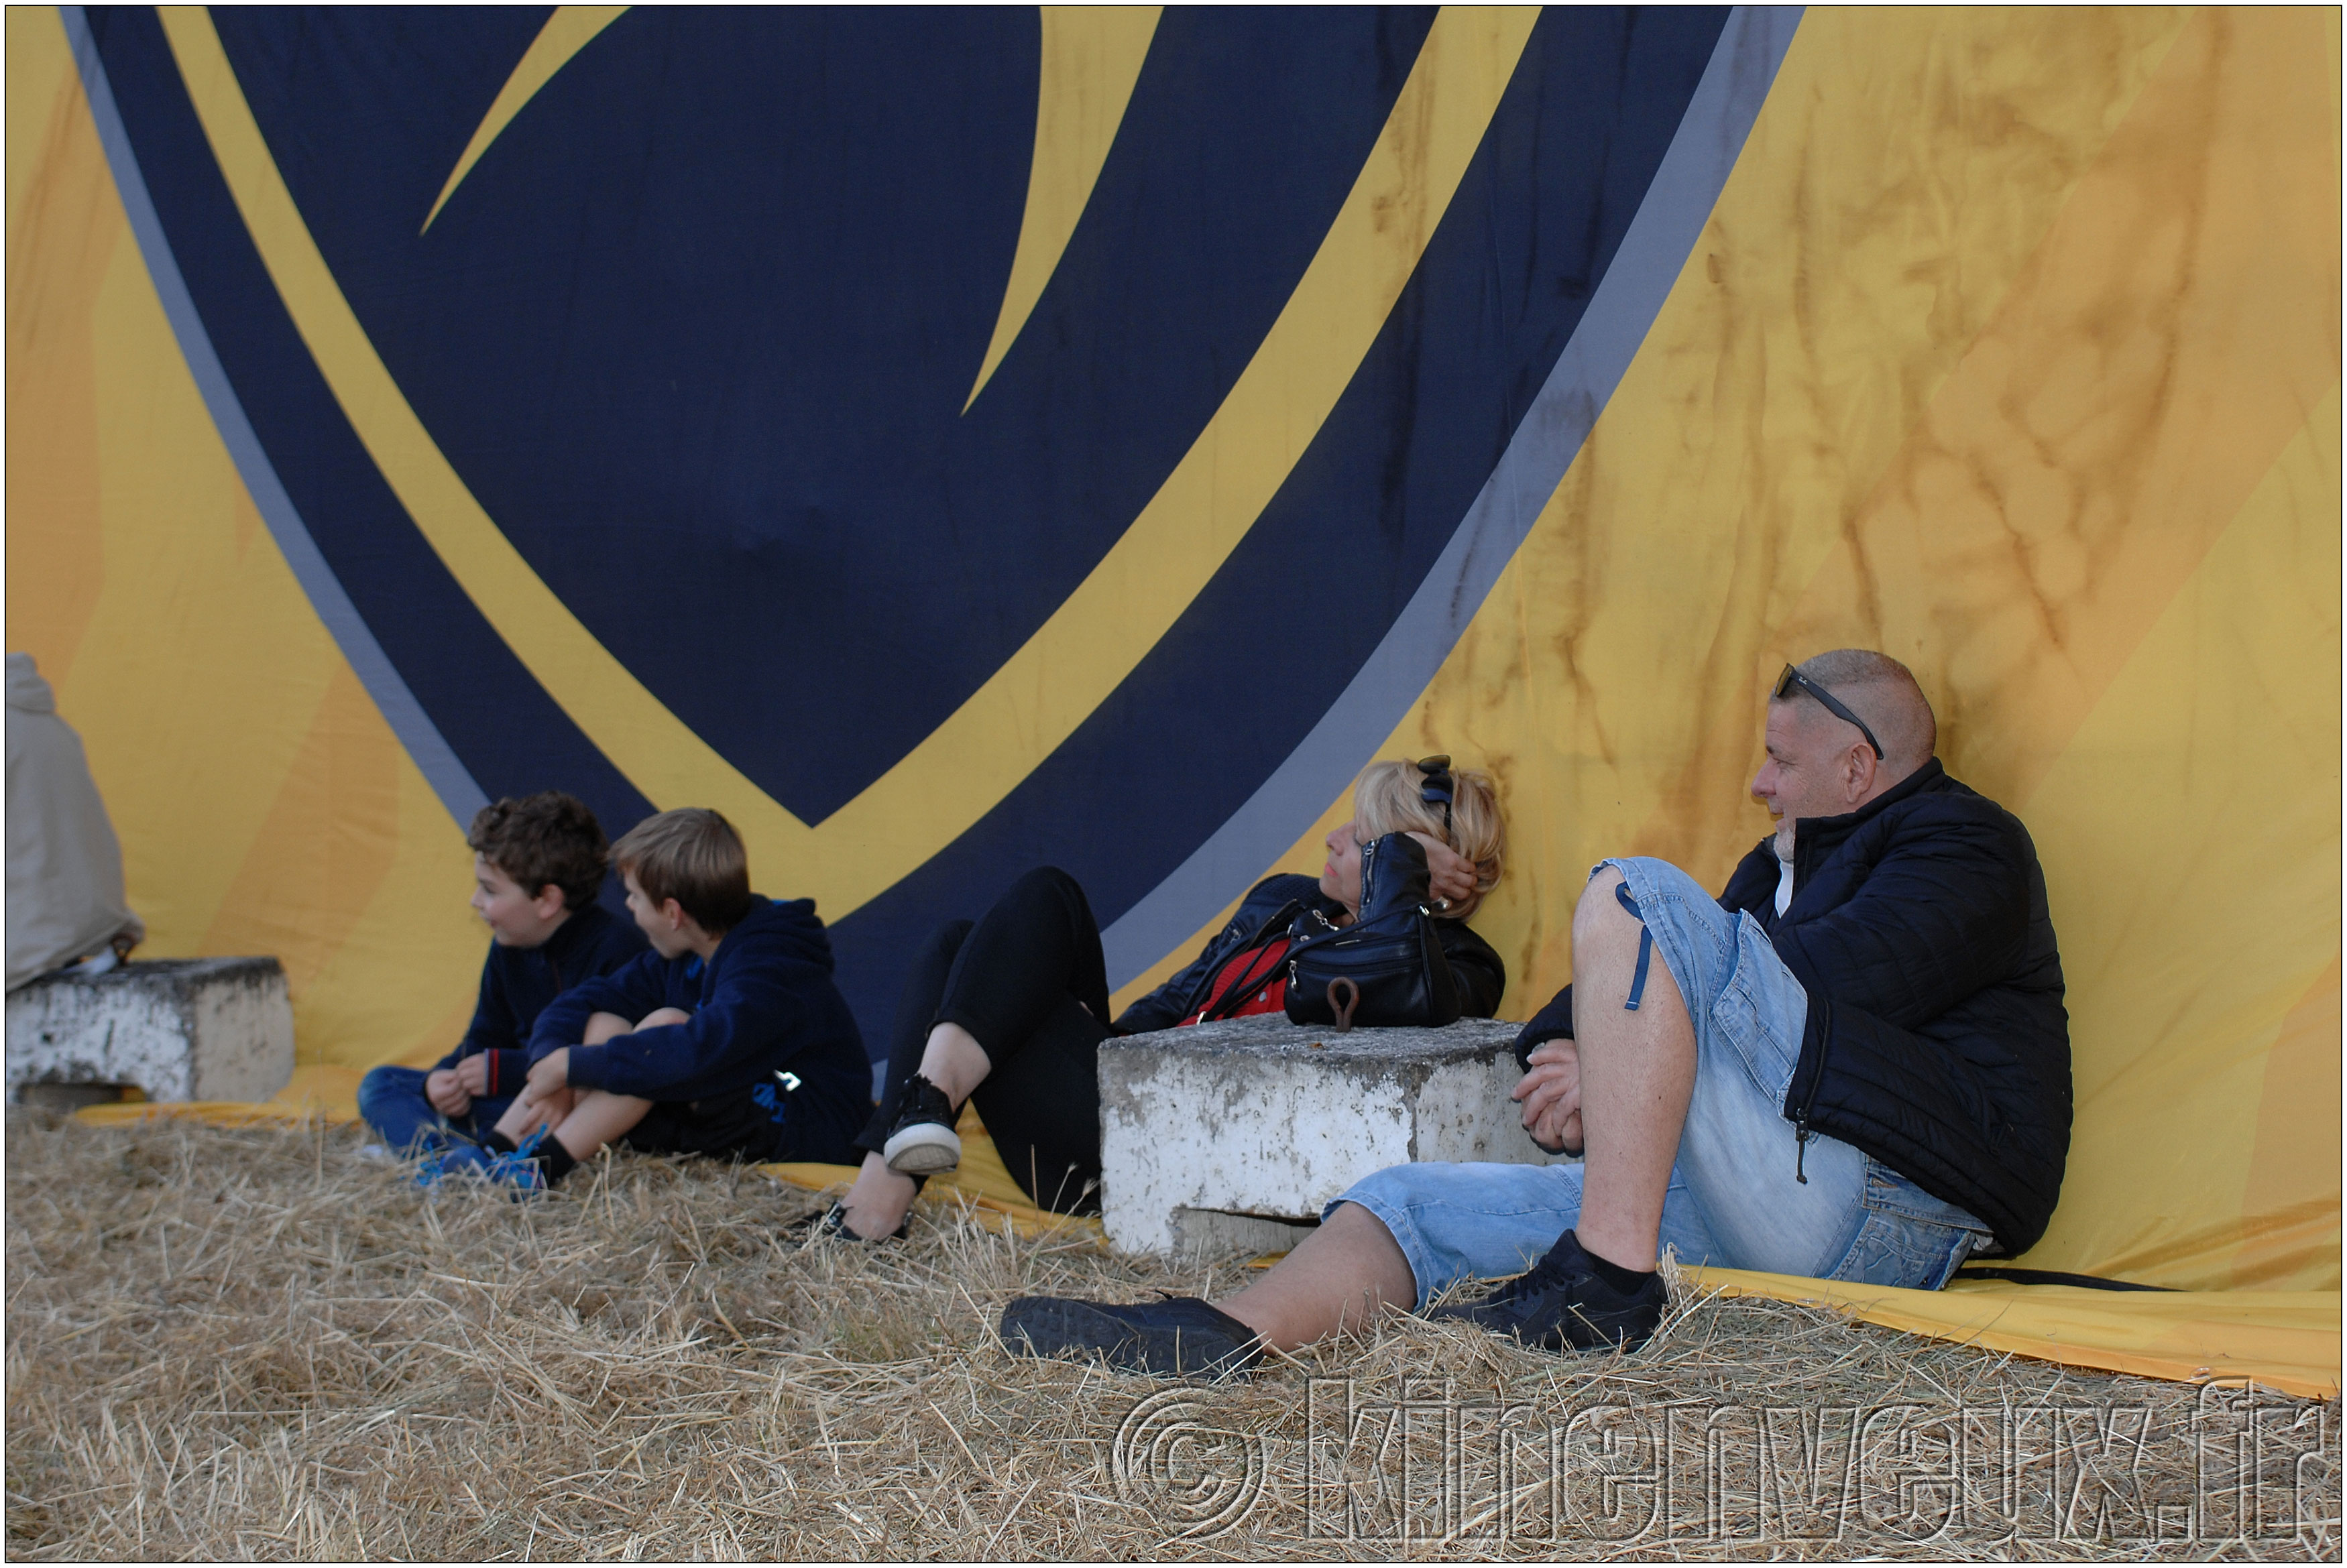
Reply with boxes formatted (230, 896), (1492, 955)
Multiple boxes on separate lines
(358, 792), (644, 1156)
(450, 808), (869, 1189)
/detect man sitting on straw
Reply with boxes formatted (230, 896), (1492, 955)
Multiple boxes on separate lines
(1000, 650), (2071, 1376)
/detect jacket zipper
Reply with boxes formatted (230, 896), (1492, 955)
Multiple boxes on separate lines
(1788, 1012), (1829, 1185)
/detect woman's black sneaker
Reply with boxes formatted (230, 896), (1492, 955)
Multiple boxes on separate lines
(795, 1199), (909, 1246)
(881, 1073), (962, 1175)
(1426, 1229), (1667, 1352)
(999, 1294), (1262, 1379)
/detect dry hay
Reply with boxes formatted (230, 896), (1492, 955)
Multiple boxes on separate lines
(6, 1111), (2336, 1562)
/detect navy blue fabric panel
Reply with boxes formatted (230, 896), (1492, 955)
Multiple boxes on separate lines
(214, 7), (1436, 821)
(84, 7), (658, 904)
(823, 8), (1731, 1041)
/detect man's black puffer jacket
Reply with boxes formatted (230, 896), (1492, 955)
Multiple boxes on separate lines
(1115, 863), (1507, 1035)
(1515, 760), (2069, 1258)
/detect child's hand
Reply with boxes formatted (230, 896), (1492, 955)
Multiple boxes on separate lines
(524, 1048), (571, 1102)
(453, 1054), (490, 1097)
(424, 1067), (471, 1118)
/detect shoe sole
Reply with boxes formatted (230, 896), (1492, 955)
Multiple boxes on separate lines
(882, 1124), (961, 1175)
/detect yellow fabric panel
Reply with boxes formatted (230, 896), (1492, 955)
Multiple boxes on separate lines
(1776, 7), (2340, 811)
(5, 9), (72, 234)
(1688, 1268), (2340, 1401)
(2013, 389), (2341, 1291)
(7, 19), (484, 1074)
(7, 7), (114, 690)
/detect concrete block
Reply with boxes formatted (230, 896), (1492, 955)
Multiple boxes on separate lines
(1098, 1015), (1572, 1258)
(6, 957), (294, 1103)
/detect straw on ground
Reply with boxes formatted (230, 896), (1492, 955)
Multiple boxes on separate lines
(6, 1113), (2336, 1560)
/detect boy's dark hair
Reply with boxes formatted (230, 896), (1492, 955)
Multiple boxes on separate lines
(467, 792), (610, 911)
(610, 808), (753, 933)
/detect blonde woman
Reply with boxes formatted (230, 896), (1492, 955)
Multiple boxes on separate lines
(817, 758), (1508, 1241)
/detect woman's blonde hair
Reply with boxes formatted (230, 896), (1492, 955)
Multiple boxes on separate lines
(1351, 758), (1506, 917)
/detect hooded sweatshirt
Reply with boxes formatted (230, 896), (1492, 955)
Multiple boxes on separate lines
(528, 895), (868, 1125)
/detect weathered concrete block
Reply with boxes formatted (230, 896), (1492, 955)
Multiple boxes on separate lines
(1098, 1015), (1572, 1258)
(6, 958), (294, 1103)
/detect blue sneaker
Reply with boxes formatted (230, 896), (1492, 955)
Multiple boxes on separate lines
(412, 1141), (492, 1189)
(482, 1128), (551, 1193)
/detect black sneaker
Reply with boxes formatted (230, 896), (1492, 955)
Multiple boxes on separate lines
(880, 1073), (962, 1175)
(999, 1294), (1262, 1379)
(1426, 1229), (1667, 1352)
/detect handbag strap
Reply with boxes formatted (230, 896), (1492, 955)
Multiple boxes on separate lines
(1187, 898), (1299, 1022)
(1194, 933), (1292, 1024)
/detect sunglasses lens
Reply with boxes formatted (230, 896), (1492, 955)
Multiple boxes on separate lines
(1418, 753), (1450, 774)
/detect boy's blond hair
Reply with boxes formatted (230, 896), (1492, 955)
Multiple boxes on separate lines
(610, 808), (753, 932)
(1353, 758), (1507, 917)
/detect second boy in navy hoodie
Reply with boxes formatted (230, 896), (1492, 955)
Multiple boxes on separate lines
(439, 808), (868, 1191)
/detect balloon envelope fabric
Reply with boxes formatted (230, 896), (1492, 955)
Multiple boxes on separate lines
(9, 5), (2338, 1390)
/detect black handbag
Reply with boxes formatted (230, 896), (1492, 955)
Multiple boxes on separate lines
(1281, 833), (1461, 1030)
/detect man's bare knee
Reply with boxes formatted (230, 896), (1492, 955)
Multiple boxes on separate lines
(1573, 865), (1693, 1027)
(1573, 866), (1633, 949)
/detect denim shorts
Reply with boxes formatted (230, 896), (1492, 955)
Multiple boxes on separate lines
(1333, 856), (1991, 1308)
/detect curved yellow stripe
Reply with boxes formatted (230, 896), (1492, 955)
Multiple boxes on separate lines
(160, 4), (1536, 916)
(420, 5), (628, 234)
(964, 5), (1161, 412)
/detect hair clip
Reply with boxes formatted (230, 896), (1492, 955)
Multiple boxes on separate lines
(1417, 754), (1454, 835)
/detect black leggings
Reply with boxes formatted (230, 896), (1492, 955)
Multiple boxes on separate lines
(855, 867), (1112, 1214)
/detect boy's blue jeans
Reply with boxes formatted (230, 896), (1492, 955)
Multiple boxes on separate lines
(357, 1065), (516, 1154)
(1334, 856), (1991, 1307)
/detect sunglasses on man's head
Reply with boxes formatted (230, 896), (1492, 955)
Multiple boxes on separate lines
(1771, 666), (1884, 761)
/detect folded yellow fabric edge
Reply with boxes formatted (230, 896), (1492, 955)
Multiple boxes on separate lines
(73, 1065), (366, 1126)
(1684, 1266), (2340, 1401)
